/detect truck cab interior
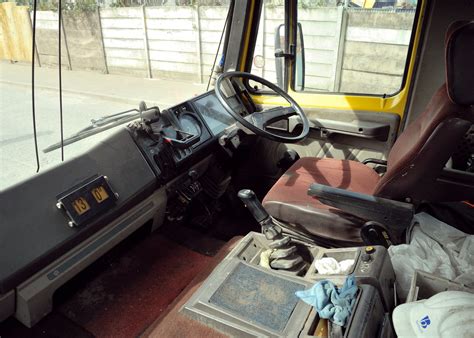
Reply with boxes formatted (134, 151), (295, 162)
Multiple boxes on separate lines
(1, 0), (473, 337)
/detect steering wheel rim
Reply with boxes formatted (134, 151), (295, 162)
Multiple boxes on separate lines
(214, 71), (310, 143)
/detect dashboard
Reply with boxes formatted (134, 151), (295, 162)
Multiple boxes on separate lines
(193, 92), (236, 135)
(0, 90), (243, 298)
(128, 91), (240, 183)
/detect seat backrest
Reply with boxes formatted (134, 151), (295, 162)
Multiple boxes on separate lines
(373, 21), (474, 202)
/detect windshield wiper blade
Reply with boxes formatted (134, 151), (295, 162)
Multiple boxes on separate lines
(43, 108), (140, 153)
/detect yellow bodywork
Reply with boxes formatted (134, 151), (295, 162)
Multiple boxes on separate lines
(249, 0), (426, 119)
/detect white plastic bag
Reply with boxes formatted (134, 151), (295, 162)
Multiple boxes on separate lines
(388, 213), (474, 300)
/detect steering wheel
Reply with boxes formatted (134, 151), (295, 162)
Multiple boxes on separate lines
(215, 71), (310, 143)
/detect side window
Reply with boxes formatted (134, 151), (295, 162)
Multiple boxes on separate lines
(252, 1), (419, 96)
(297, 1), (418, 95)
(251, 1), (285, 87)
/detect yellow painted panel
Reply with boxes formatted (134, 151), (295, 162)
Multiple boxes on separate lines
(252, 0), (427, 118)
(0, 2), (33, 62)
(239, 0), (256, 70)
(364, 0), (376, 9)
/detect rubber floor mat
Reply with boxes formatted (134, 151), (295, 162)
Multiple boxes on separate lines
(59, 234), (213, 337)
(209, 263), (305, 332)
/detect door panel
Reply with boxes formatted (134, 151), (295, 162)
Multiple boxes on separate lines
(290, 109), (400, 161)
(249, 109), (399, 191)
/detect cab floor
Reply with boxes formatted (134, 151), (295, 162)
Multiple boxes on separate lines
(0, 223), (226, 337)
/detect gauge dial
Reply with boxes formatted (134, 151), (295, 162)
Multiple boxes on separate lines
(179, 114), (201, 136)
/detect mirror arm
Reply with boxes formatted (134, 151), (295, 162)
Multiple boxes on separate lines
(275, 44), (296, 59)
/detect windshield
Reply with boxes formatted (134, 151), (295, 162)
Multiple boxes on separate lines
(0, 0), (230, 190)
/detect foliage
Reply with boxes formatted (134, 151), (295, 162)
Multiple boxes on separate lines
(63, 0), (97, 12)
(6, 0), (233, 10)
(299, 0), (334, 8)
(108, 0), (229, 6)
(8, 0), (98, 12)
(109, 0), (125, 7)
(37, 0), (57, 10)
(265, 0), (283, 8)
(266, 0), (333, 9)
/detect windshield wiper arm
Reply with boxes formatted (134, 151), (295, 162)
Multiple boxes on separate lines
(43, 108), (140, 153)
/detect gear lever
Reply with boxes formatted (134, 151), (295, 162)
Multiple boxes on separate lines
(237, 189), (270, 224)
(238, 189), (306, 274)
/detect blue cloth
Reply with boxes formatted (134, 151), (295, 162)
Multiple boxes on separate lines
(295, 275), (357, 327)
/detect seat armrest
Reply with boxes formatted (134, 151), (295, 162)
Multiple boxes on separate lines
(362, 158), (387, 166)
(440, 167), (474, 184)
(307, 183), (414, 232)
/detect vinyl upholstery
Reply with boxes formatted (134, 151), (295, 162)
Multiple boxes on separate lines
(445, 21), (474, 106)
(263, 158), (380, 244)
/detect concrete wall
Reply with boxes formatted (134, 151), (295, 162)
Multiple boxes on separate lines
(100, 7), (148, 77)
(34, 11), (70, 68)
(338, 9), (415, 95)
(199, 7), (226, 82)
(63, 11), (106, 72)
(254, 6), (414, 94)
(33, 10), (107, 71)
(298, 7), (345, 91)
(99, 6), (226, 81)
(254, 6), (283, 84)
(253, 6), (343, 91)
(1, 5), (416, 94)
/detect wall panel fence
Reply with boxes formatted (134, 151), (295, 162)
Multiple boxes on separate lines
(1, 2), (415, 92)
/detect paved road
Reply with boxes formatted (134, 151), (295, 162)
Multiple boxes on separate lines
(0, 62), (208, 190)
(0, 83), (138, 190)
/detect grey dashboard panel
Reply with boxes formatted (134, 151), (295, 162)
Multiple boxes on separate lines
(0, 129), (156, 293)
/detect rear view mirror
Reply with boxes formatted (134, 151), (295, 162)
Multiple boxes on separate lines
(275, 23), (305, 91)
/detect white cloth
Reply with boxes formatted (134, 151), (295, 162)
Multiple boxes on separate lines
(388, 212), (474, 300)
(314, 257), (355, 275)
(259, 249), (273, 268)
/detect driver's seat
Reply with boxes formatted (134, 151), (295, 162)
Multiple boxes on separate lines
(262, 21), (474, 246)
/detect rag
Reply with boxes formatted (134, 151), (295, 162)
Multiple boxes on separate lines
(295, 275), (357, 327)
(314, 257), (354, 274)
(259, 249), (274, 268)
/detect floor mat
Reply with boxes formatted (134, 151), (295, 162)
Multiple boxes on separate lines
(0, 313), (94, 338)
(209, 262), (305, 332)
(159, 221), (226, 257)
(58, 233), (213, 337)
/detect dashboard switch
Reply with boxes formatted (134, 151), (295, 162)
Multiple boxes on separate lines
(361, 253), (371, 263)
(188, 170), (198, 180)
(365, 246), (376, 254)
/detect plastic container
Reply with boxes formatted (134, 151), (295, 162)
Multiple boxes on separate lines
(406, 270), (474, 302)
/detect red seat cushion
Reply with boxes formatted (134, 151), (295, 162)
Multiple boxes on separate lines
(263, 157), (381, 244)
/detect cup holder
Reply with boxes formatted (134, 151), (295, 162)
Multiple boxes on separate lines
(305, 248), (359, 279)
(321, 251), (358, 263)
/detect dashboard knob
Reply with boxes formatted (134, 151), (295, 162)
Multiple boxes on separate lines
(361, 253), (371, 263)
(365, 246), (376, 254)
(188, 170), (198, 180)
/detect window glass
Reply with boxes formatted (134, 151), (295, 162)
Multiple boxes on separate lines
(251, 0), (285, 89)
(252, 0), (419, 96)
(0, 0), (230, 190)
(298, 0), (418, 95)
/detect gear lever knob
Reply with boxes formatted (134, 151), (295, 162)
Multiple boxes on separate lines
(238, 189), (270, 223)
